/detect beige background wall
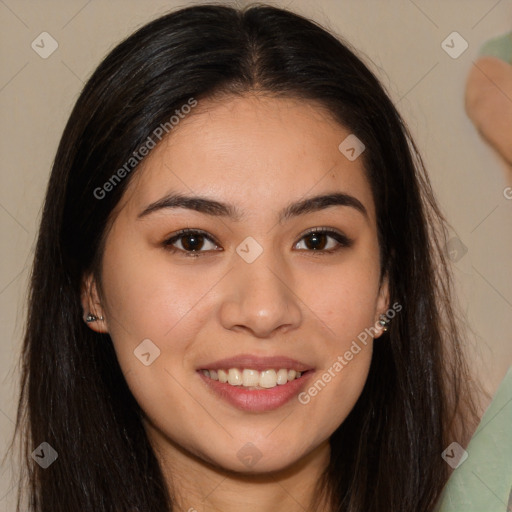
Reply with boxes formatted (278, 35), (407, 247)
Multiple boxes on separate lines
(1, 0), (511, 509)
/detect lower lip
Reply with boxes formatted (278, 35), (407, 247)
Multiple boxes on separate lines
(197, 371), (313, 412)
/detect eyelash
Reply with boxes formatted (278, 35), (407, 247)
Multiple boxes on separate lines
(163, 227), (353, 258)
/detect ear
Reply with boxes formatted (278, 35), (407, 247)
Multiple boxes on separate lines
(373, 272), (390, 340)
(81, 273), (109, 333)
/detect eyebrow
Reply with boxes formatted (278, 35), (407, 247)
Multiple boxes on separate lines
(137, 191), (368, 223)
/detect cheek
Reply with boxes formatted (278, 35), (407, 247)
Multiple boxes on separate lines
(297, 316), (374, 443)
(303, 254), (381, 340)
(294, 249), (380, 430)
(99, 232), (212, 364)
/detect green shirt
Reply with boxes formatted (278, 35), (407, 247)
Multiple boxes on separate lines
(436, 366), (512, 511)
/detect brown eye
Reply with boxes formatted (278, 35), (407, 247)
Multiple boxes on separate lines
(179, 232), (205, 251)
(295, 228), (352, 253)
(164, 229), (220, 257)
(303, 232), (330, 250)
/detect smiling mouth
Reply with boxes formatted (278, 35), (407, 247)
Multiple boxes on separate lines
(198, 368), (308, 390)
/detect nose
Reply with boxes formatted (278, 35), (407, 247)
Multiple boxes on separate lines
(218, 249), (303, 338)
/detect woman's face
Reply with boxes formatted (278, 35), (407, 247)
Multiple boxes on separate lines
(84, 94), (389, 473)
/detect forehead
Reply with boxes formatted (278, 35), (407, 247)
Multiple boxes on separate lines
(121, 94), (376, 225)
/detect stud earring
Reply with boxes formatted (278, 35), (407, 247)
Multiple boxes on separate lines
(378, 314), (390, 332)
(85, 313), (104, 323)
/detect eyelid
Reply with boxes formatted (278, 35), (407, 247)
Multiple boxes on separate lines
(294, 226), (353, 253)
(298, 226), (352, 243)
(163, 228), (221, 256)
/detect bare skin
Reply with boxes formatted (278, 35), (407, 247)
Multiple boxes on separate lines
(83, 94), (389, 512)
(465, 56), (512, 173)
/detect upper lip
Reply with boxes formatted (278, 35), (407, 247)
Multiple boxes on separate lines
(197, 354), (314, 372)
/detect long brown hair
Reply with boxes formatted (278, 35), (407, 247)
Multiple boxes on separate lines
(10, 3), (481, 511)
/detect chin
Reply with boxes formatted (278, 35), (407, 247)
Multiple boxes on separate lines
(201, 443), (308, 475)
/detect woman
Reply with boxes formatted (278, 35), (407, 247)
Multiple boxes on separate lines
(12, 4), (482, 511)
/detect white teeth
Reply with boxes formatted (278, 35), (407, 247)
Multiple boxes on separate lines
(202, 367), (305, 389)
(276, 369), (288, 385)
(242, 369), (260, 387)
(260, 369), (277, 388)
(227, 368), (243, 386)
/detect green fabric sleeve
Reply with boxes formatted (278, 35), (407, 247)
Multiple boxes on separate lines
(436, 366), (512, 512)
(479, 32), (512, 64)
